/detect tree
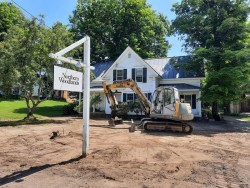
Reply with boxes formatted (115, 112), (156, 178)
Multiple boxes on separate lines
(172, 0), (250, 119)
(245, 22), (250, 48)
(0, 16), (73, 120)
(0, 2), (26, 92)
(70, 0), (170, 62)
(0, 2), (26, 41)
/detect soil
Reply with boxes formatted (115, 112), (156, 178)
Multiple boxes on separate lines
(0, 116), (250, 188)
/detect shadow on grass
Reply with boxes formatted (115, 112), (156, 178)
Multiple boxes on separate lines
(13, 106), (65, 117)
(0, 119), (68, 127)
(0, 156), (83, 186)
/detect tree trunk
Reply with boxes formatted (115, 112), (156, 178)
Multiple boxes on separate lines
(24, 108), (37, 120)
(24, 97), (37, 121)
(223, 103), (230, 114)
(92, 104), (95, 113)
(212, 101), (220, 121)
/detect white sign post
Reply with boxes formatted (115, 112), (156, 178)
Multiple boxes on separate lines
(49, 36), (93, 157)
(83, 37), (90, 157)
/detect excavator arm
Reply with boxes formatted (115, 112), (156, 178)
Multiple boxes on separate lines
(102, 79), (151, 116)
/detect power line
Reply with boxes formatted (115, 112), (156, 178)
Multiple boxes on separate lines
(9, 0), (51, 29)
(10, 0), (34, 19)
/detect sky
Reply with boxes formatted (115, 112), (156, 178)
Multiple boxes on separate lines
(1, 0), (186, 57)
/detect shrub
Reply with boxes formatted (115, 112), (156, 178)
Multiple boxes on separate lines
(113, 102), (130, 118)
(62, 102), (78, 115)
(129, 100), (143, 115)
(2, 94), (22, 100)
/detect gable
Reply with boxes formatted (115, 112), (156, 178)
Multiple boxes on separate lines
(102, 46), (159, 78)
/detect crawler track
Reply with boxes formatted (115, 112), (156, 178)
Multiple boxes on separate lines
(141, 118), (193, 134)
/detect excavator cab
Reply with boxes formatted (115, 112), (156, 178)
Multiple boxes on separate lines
(150, 87), (179, 118)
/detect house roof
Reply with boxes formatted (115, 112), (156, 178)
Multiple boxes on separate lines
(158, 83), (201, 90)
(91, 50), (204, 80)
(92, 61), (113, 78)
(145, 56), (204, 79)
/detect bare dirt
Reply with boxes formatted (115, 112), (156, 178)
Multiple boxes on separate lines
(0, 116), (250, 188)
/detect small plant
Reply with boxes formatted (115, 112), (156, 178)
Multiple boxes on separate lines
(129, 100), (143, 115)
(74, 94), (102, 113)
(115, 102), (130, 118)
(90, 94), (102, 112)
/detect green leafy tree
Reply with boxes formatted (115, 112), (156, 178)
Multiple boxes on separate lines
(70, 0), (170, 61)
(172, 0), (250, 118)
(0, 2), (26, 41)
(0, 17), (73, 120)
(0, 2), (26, 91)
(245, 22), (250, 48)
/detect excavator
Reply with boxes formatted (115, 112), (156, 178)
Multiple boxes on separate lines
(102, 79), (194, 133)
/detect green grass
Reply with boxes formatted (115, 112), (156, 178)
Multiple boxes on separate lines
(0, 99), (68, 119)
(241, 116), (250, 121)
(230, 113), (250, 122)
(237, 114), (250, 122)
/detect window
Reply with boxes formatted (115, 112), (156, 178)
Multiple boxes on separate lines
(126, 94), (134, 103)
(132, 68), (147, 83)
(143, 93), (152, 100)
(113, 69), (127, 81)
(135, 69), (143, 82)
(116, 70), (123, 81)
(123, 93), (152, 103)
(180, 94), (196, 109)
(164, 88), (174, 106)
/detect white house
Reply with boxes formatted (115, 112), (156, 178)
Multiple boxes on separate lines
(90, 47), (204, 117)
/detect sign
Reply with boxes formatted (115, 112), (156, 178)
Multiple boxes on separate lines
(54, 65), (83, 92)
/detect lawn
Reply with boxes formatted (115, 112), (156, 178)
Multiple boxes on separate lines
(231, 113), (250, 122)
(0, 99), (68, 119)
(243, 117), (250, 121)
(241, 115), (250, 121)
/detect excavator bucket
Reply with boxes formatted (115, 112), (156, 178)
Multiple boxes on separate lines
(108, 117), (123, 126)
